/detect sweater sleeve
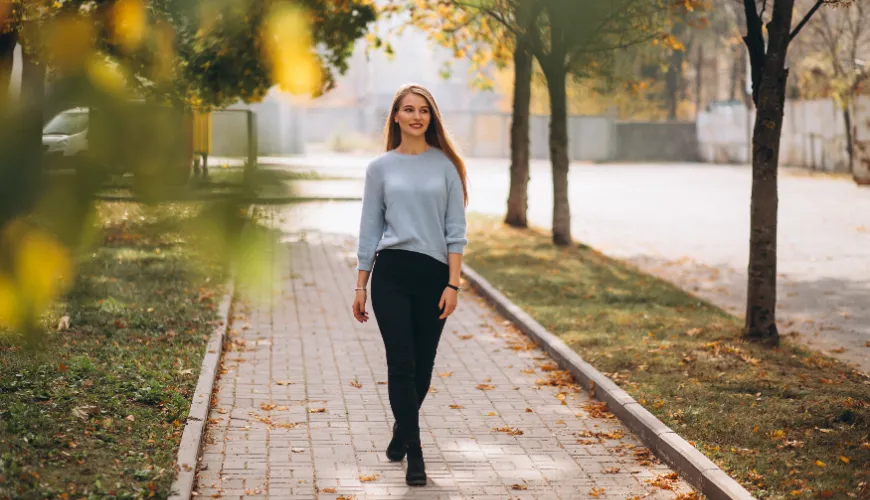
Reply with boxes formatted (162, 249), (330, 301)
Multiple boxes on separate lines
(357, 163), (385, 271)
(445, 166), (468, 254)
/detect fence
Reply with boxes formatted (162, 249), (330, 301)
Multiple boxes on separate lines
(697, 96), (870, 172)
(301, 106), (699, 162)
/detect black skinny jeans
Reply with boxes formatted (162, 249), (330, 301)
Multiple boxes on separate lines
(370, 249), (450, 447)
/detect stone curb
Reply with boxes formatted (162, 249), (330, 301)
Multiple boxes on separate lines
(167, 282), (235, 500)
(462, 265), (756, 500)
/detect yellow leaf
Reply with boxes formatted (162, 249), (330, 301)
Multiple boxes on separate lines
(815, 460), (826, 467)
(112, 0), (146, 52)
(0, 275), (20, 330)
(12, 222), (73, 313)
(263, 4), (322, 95)
(839, 456), (849, 464)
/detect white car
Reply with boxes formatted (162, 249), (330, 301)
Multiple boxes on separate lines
(42, 108), (89, 159)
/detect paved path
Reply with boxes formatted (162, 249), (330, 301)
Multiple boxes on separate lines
(254, 154), (870, 372)
(193, 221), (694, 499)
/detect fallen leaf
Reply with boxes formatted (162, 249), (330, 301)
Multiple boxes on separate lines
(275, 380), (294, 385)
(493, 426), (523, 436)
(603, 467), (621, 474)
(292, 448), (305, 453)
(511, 484), (528, 490)
(487, 411), (497, 416)
(359, 474), (379, 482)
(521, 368), (536, 374)
(839, 456), (850, 464)
(126, 415), (135, 422)
(476, 384), (495, 391)
(449, 404), (464, 409)
(72, 405), (100, 421)
(57, 315), (70, 331)
(525, 408), (533, 413)
(320, 488), (336, 493)
(260, 403), (276, 411)
(815, 460), (827, 467)
(350, 380), (363, 389)
(178, 368), (194, 376)
(309, 408), (327, 413)
(438, 371), (453, 377)
(459, 334), (473, 340)
(686, 327), (702, 336)
(589, 488), (605, 497)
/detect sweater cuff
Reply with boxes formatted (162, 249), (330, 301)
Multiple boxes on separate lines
(447, 242), (466, 254)
(357, 256), (375, 272)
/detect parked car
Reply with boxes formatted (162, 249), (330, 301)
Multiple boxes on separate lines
(42, 107), (89, 162)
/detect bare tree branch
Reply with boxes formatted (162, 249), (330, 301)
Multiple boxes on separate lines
(790, 0), (825, 42)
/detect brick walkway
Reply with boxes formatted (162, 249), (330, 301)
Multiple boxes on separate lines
(193, 228), (695, 499)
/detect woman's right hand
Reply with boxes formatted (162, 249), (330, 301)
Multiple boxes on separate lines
(352, 290), (369, 323)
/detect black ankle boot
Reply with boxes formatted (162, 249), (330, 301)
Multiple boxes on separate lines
(405, 444), (427, 486)
(386, 422), (406, 462)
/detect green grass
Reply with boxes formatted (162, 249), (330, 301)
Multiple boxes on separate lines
(0, 203), (228, 499)
(464, 214), (870, 500)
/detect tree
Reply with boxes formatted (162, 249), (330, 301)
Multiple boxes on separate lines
(740, 0), (851, 345)
(485, 0), (671, 245)
(0, 0), (376, 340)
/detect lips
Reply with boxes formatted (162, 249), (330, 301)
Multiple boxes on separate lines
(410, 124), (424, 129)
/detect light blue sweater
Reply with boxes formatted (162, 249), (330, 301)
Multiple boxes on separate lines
(356, 147), (468, 272)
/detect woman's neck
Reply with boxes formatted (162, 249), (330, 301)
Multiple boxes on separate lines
(395, 136), (429, 155)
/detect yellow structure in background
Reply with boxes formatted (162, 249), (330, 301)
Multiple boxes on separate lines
(192, 110), (212, 156)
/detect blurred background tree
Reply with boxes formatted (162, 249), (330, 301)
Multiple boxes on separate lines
(0, 0), (376, 341)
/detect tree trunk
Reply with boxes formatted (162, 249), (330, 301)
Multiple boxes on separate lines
(505, 35), (532, 228)
(665, 48), (684, 120)
(545, 62), (571, 246)
(844, 106), (854, 173)
(730, 49), (743, 102)
(695, 44), (704, 115)
(0, 31), (18, 105)
(744, 0), (796, 346)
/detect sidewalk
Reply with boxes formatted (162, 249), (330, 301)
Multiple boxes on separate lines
(193, 227), (695, 499)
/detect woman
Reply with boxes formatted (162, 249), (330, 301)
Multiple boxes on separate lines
(352, 83), (469, 487)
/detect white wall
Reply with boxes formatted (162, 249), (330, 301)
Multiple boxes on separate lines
(698, 97), (869, 171)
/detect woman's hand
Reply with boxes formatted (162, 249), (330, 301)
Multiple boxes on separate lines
(352, 290), (369, 323)
(438, 287), (458, 319)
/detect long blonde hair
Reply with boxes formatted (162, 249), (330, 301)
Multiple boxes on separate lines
(384, 84), (468, 206)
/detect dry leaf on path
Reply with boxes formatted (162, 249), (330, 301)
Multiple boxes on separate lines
(449, 404), (464, 409)
(476, 384), (495, 390)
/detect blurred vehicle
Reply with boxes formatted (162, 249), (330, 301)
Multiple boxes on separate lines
(42, 107), (89, 161)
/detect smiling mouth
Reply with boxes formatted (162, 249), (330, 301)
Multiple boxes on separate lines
(410, 124), (424, 128)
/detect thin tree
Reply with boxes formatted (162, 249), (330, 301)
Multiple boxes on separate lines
(740, 0), (851, 345)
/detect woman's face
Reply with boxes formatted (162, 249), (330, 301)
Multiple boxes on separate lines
(395, 92), (431, 139)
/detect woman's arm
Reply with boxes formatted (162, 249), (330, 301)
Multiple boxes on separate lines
(447, 253), (462, 288)
(357, 164), (386, 273)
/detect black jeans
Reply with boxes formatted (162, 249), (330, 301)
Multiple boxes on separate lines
(371, 249), (450, 447)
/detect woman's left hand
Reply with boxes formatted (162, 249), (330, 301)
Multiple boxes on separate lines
(438, 287), (458, 319)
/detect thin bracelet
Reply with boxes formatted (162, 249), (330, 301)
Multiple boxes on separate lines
(446, 284), (460, 291)
(355, 287), (367, 292)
